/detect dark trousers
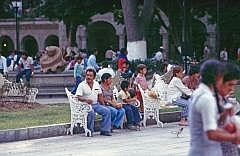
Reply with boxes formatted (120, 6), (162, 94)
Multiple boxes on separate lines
(16, 69), (32, 86)
(0, 69), (3, 75)
(123, 104), (141, 125)
(71, 76), (82, 94)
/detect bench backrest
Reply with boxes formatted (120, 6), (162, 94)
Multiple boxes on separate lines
(65, 88), (92, 114)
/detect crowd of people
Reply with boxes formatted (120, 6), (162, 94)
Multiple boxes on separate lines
(1, 45), (240, 155)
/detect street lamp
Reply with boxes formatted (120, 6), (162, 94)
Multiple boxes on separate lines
(216, 0), (220, 58)
(11, 1), (21, 52)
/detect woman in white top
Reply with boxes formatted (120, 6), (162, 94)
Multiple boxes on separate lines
(167, 65), (192, 126)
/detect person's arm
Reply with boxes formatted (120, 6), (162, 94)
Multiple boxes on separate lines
(199, 96), (240, 144)
(73, 63), (78, 79)
(77, 95), (93, 104)
(30, 58), (34, 74)
(98, 93), (105, 105)
(3, 57), (8, 75)
(207, 129), (240, 144)
(175, 78), (192, 95)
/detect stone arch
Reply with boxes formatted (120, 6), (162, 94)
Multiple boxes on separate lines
(0, 35), (14, 56)
(44, 35), (59, 47)
(21, 35), (39, 57)
(89, 12), (125, 49)
(87, 21), (118, 62)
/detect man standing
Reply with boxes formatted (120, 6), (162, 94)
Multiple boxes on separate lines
(188, 60), (240, 156)
(220, 48), (228, 62)
(154, 46), (164, 62)
(87, 48), (99, 71)
(16, 52), (34, 87)
(76, 68), (112, 136)
(0, 52), (8, 77)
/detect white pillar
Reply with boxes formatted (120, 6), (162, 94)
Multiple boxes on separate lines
(118, 34), (125, 49)
(76, 25), (87, 49)
(58, 21), (68, 49)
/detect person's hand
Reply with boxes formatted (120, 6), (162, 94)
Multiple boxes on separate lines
(116, 103), (122, 108)
(232, 128), (240, 144)
(85, 99), (93, 105)
(31, 72), (34, 77)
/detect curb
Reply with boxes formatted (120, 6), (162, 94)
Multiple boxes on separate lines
(0, 111), (181, 143)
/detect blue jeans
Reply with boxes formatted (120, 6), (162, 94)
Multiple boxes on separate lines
(122, 104), (141, 125)
(16, 69), (32, 86)
(172, 97), (190, 118)
(71, 76), (82, 94)
(106, 106), (125, 128)
(87, 103), (111, 133)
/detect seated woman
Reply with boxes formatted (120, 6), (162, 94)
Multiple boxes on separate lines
(100, 73), (125, 129)
(167, 65), (192, 126)
(118, 80), (141, 130)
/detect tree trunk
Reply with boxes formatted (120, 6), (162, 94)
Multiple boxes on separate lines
(121, 0), (155, 60)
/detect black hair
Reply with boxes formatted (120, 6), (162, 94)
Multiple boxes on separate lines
(101, 73), (112, 82)
(85, 67), (96, 78)
(223, 63), (240, 83)
(200, 59), (224, 113)
(22, 51), (28, 56)
(200, 59), (224, 86)
(120, 80), (130, 90)
(189, 65), (200, 76)
(120, 48), (127, 54)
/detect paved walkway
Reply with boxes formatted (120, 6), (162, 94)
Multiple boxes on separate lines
(0, 123), (190, 156)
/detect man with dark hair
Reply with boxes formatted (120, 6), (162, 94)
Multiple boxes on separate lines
(16, 51), (34, 87)
(76, 68), (112, 136)
(218, 63), (240, 156)
(188, 60), (240, 156)
(117, 48), (128, 70)
(87, 48), (99, 71)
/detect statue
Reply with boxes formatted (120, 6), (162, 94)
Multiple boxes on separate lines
(40, 46), (66, 73)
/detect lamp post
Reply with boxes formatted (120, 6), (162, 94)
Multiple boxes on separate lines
(216, 0), (220, 58)
(12, 1), (20, 52)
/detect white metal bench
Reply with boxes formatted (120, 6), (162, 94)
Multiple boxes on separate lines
(138, 84), (164, 128)
(1, 81), (38, 103)
(65, 88), (92, 136)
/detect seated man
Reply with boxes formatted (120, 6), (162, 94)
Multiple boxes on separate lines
(76, 68), (112, 136)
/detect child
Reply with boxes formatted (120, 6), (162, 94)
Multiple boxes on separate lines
(134, 64), (149, 112)
(118, 80), (141, 130)
(71, 55), (83, 94)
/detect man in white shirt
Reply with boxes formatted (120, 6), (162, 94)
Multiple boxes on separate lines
(16, 52), (34, 87)
(153, 46), (164, 62)
(188, 60), (240, 156)
(76, 68), (112, 136)
(219, 48), (228, 62)
(0, 52), (8, 76)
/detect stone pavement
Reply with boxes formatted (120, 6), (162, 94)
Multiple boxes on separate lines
(0, 123), (190, 156)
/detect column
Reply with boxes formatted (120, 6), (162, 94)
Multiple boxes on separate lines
(162, 33), (169, 60)
(208, 32), (217, 57)
(118, 34), (125, 49)
(76, 25), (87, 49)
(58, 21), (68, 49)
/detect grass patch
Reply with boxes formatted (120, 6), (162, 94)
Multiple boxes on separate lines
(0, 104), (70, 130)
